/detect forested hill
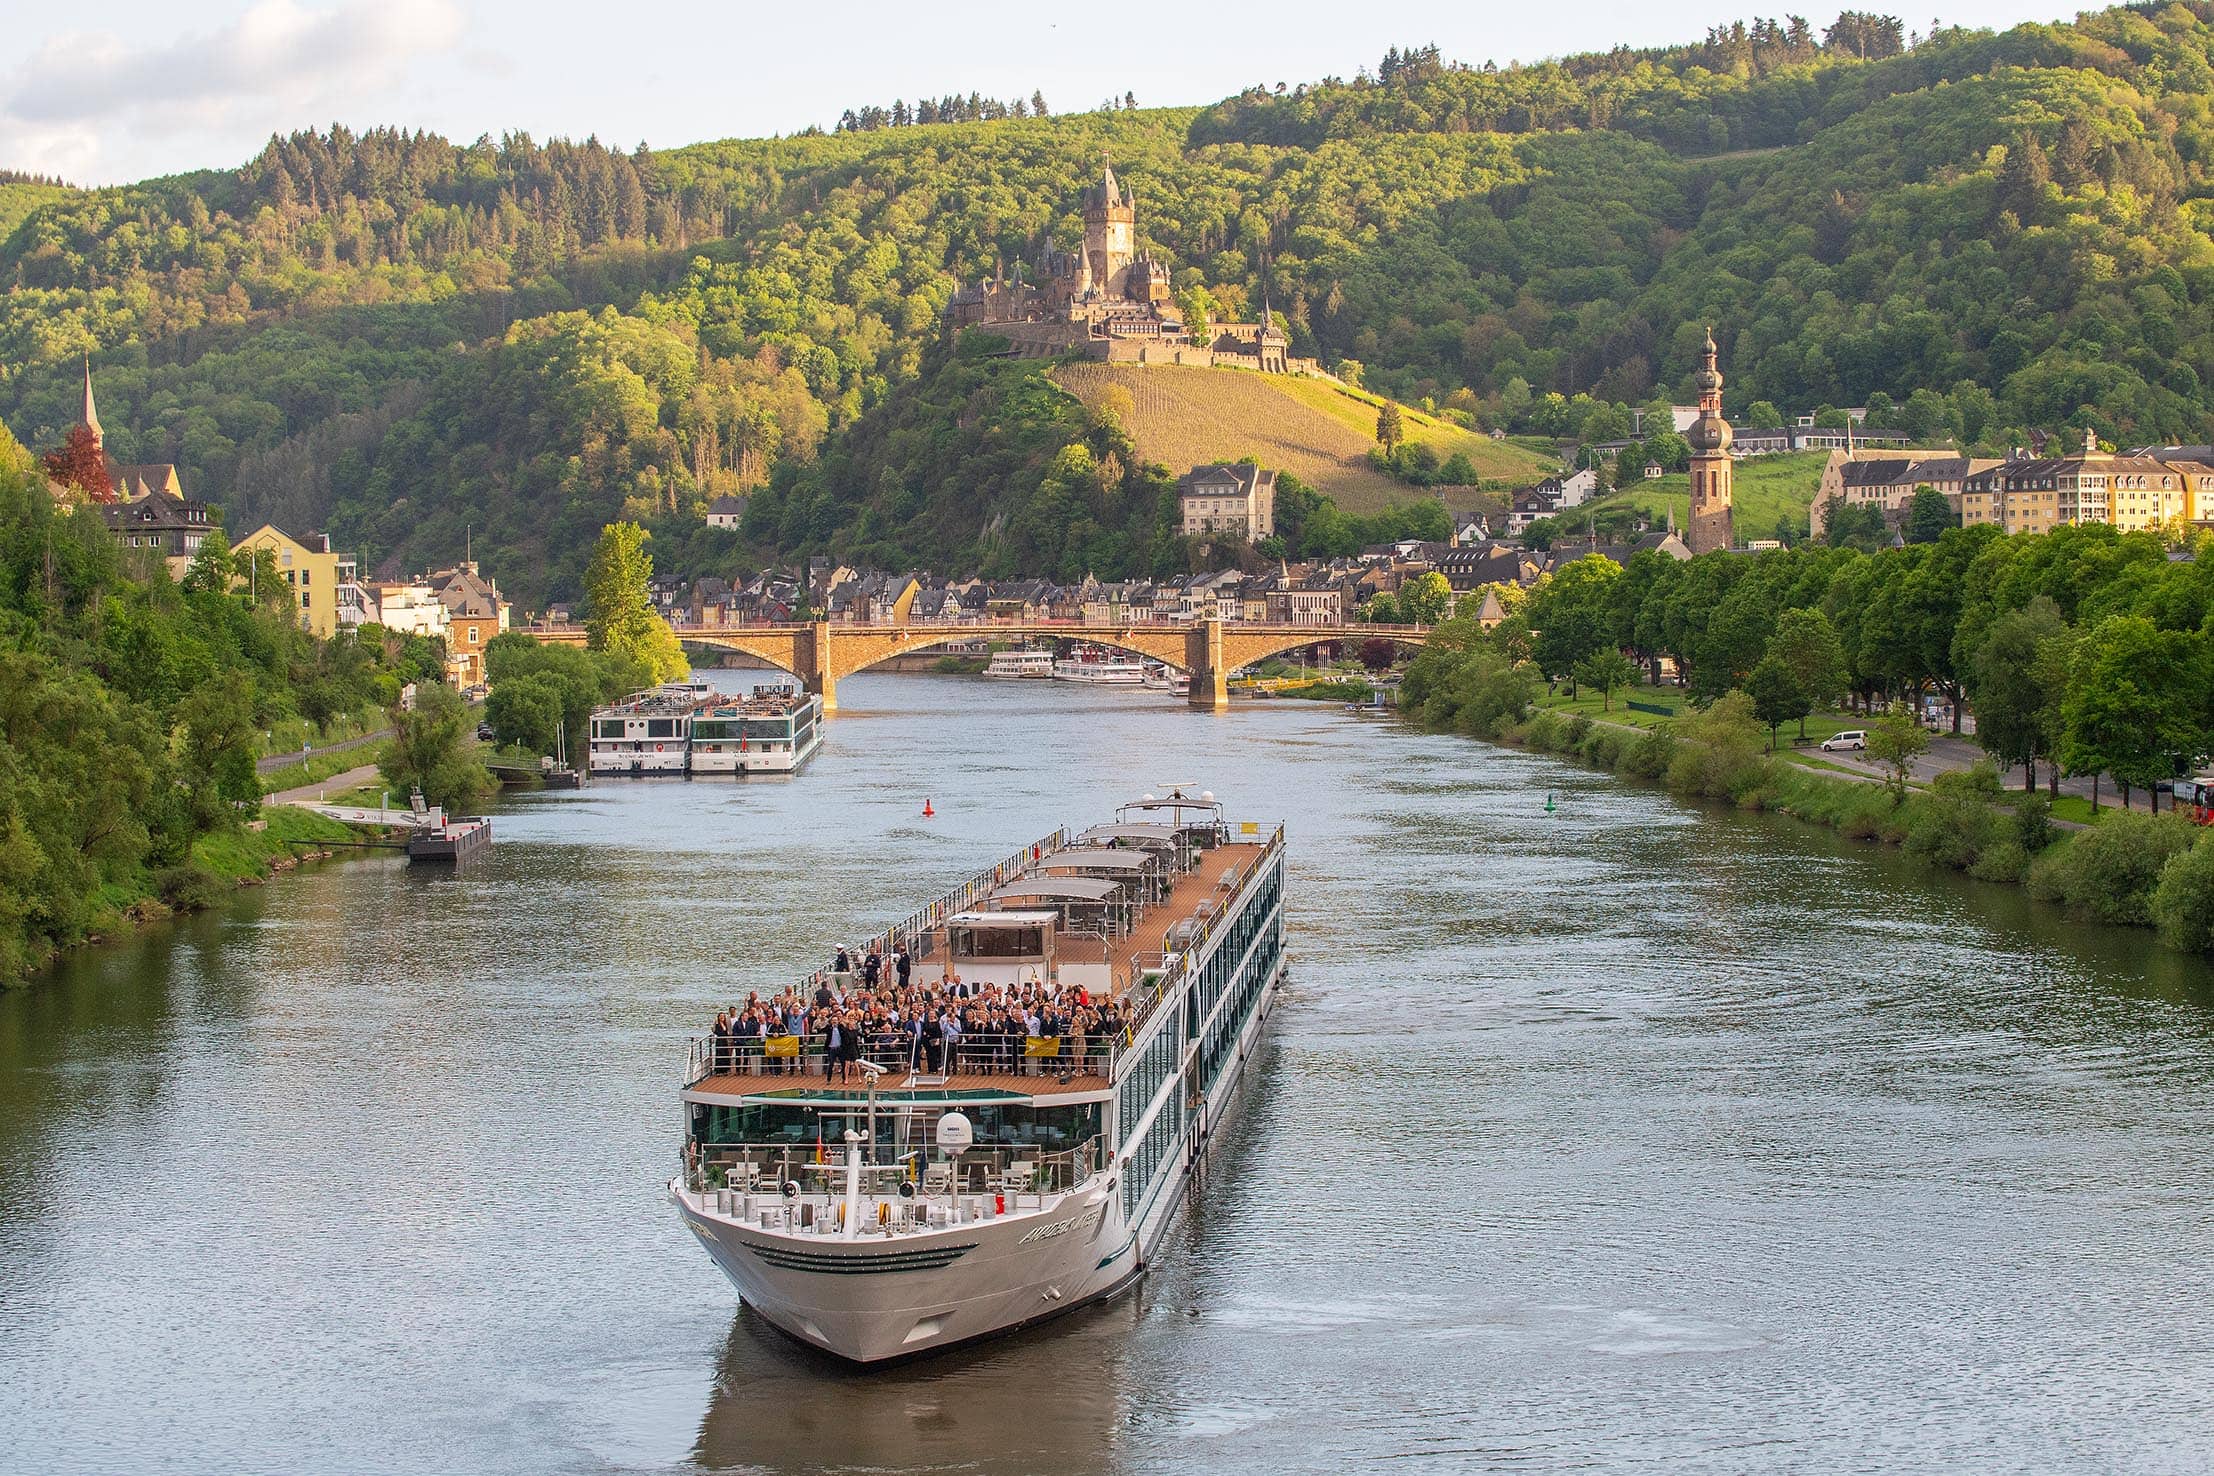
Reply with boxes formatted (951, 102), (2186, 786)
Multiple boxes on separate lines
(9, 4), (2214, 602)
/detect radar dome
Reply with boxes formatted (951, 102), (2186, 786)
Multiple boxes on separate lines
(936, 1112), (974, 1154)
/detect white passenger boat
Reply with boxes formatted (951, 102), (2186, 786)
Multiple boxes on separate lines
(587, 682), (712, 775)
(981, 648), (1055, 679)
(689, 687), (823, 776)
(1141, 663), (1191, 696)
(1053, 647), (1146, 684)
(669, 787), (1287, 1364)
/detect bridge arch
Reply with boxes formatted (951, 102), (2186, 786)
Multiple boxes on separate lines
(833, 627), (1192, 680)
(679, 632), (805, 681)
(527, 620), (1424, 712)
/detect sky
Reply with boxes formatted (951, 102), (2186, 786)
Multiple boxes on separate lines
(3, 0), (2085, 186)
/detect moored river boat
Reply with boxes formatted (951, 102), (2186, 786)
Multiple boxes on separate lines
(667, 786), (1287, 1364)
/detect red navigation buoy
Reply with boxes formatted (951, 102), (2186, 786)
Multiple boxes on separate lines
(922, 798), (935, 818)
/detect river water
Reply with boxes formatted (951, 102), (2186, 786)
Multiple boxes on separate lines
(5, 674), (2214, 1475)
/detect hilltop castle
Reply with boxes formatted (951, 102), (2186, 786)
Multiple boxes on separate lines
(947, 162), (1298, 373)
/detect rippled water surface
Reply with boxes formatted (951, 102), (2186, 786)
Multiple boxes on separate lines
(6, 674), (2214, 1475)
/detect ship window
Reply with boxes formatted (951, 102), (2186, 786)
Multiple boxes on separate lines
(647, 719), (677, 738)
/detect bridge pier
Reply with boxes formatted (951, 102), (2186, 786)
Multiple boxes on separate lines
(799, 620), (837, 714)
(1186, 619), (1229, 711)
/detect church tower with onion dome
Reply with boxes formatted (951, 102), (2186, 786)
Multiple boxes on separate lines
(1684, 328), (1734, 555)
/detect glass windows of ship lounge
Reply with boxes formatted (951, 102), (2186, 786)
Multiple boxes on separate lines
(1196, 860), (1283, 1088)
(691, 1100), (1101, 1152)
(1121, 1097), (1182, 1223)
(1115, 1017), (1181, 1153)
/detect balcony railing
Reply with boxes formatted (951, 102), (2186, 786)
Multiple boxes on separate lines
(685, 1031), (1115, 1086)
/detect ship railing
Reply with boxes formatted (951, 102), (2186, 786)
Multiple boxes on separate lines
(686, 1031), (1118, 1085)
(686, 1135), (1107, 1200)
(1117, 822), (1284, 1040)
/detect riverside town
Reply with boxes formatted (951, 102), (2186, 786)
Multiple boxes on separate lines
(6, 4), (2214, 1472)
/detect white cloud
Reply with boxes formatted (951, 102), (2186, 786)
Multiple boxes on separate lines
(0, 0), (464, 181)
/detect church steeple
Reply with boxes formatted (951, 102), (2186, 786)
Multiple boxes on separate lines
(80, 353), (103, 449)
(1684, 325), (1735, 555)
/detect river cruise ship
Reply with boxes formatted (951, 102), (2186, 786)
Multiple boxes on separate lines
(668, 787), (1287, 1364)
(981, 648), (1055, 679)
(688, 687), (823, 776)
(587, 682), (713, 775)
(1053, 646), (1147, 684)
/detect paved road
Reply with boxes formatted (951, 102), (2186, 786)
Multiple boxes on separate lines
(255, 728), (391, 775)
(1790, 731), (2175, 814)
(268, 764), (383, 806)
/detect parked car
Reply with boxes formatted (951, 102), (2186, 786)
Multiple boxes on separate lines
(1821, 730), (1867, 752)
(476, 723), (495, 741)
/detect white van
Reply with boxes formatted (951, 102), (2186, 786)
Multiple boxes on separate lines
(1821, 730), (1867, 752)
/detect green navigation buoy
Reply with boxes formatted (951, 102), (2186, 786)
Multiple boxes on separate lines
(1544, 791), (1557, 814)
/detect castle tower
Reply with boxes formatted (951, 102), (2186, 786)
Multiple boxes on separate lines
(1684, 328), (1734, 555)
(80, 354), (103, 449)
(1084, 160), (1136, 298)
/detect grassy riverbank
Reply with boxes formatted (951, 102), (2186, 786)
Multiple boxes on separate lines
(259, 742), (392, 795)
(37, 806), (381, 982)
(1402, 642), (2214, 958)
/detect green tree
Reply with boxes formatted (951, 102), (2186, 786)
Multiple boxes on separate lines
(381, 683), (495, 814)
(175, 672), (262, 822)
(2151, 837), (2214, 956)
(1573, 649), (1639, 710)
(1397, 570), (1451, 625)
(1767, 607), (1845, 739)
(1375, 402), (1404, 452)
(485, 673), (567, 754)
(1529, 553), (1621, 683)
(1745, 400), (1784, 430)
(584, 521), (688, 683)
(2059, 614), (2207, 811)
(1744, 655), (1809, 750)
(1905, 487), (1954, 544)
(1867, 706), (1931, 803)
(1965, 596), (2066, 790)
(1360, 592), (1400, 623)
(180, 529), (234, 596)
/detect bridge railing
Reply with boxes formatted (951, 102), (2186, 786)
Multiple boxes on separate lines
(523, 616), (1404, 636)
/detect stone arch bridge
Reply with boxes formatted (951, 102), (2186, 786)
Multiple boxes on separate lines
(531, 620), (1429, 712)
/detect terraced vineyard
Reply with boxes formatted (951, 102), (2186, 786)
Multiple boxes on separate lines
(1052, 364), (1556, 512)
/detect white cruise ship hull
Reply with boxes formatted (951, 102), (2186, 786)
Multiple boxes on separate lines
(689, 724), (822, 775)
(671, 1179), (1136, 1363)
(590, 747), (689, 774)
(672, 950), (1284, 1365)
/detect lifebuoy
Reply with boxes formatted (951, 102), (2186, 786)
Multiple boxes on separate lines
(657, 743), (665, 753)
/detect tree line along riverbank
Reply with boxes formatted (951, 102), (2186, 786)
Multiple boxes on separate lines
(1399, 611), (2214, 960)
(0, 428), (464, 984)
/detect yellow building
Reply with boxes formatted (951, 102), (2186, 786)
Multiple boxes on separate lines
(236, 524), (341, 637)
(2105, 465), (2191, 533)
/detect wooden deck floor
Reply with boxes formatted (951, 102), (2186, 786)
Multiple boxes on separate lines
(911, 841), (1265, 1001)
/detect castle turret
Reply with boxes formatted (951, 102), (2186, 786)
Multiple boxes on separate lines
(1684, 328), (1734, 555)
(1083, 159), (1136, 298)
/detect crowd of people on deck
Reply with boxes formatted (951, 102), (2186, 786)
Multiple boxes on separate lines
(705, 941), (1128, 1079)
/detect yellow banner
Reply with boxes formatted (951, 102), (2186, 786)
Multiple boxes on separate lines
(763, 1035), (800, 1058)
(1024, 1036), (1062, 1059)
(1240, 821), (1260, 835)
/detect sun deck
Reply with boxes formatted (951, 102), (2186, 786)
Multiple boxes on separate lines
(919, 840), (1265, 997)
(682, 827), (1278, 1101)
